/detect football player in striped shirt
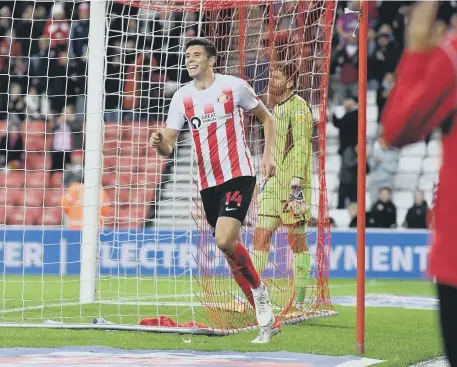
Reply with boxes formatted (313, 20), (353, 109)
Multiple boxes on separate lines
(150, 38), (280, 343)
(253, 61), (314, 312)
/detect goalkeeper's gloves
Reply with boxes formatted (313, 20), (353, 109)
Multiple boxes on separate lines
(286, 177), (306, 217)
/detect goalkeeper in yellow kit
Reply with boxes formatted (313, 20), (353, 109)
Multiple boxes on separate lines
(254, 60), (313, 311)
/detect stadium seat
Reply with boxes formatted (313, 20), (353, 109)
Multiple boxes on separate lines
(49, 172), (63, 188)
(325, 155), (341, 174)
(24, 152), (51, 170)
(103, 156), (117, 172)
(394, 173), (419, 191)
(397, 208), (407, 227)
(392, 191), (413, 210)
(0, 172), (6, 187)
(24, 188), (45, 207)
(366, 121), (379, 141)
(118, 156), (138, 173)
(329, 209), (350, 227)
(5, 171), (25, 188)
(422, 156), (440, 174)
(367, 105), (378, 123)
(103, 140), (118, 157)
(6, 207), (26, 225)
(25, 171), (49, 188)
(5, 188), (24, 206)
(0, 188), (6, 206)
(325, 123), (339, 141)
(25, 207), (44, 225)
(426, 140), (441, 157)
(42, 207), (63, 226)
(418, 174), (436, 191)
(45, 188), (63, 207)
(102, 172), (117, 187)
(400, 142), (426, 158)
(0, 121), (7, 137)
(398, 156), (422, 174)
(117, 173), (133, 186)
(0, 205), (6, 224)
(326, 172), (339, 193)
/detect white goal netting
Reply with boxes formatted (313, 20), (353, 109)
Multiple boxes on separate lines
(0, 0), (336, 334)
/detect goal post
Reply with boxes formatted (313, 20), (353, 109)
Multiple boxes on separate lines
(0, 0), (337, 335)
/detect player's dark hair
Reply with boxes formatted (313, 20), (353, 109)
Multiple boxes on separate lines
(185, 38), (218, 59)
(274, 60), (299, 89)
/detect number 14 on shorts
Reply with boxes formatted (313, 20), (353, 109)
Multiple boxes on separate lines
(225, 191), (243, 209)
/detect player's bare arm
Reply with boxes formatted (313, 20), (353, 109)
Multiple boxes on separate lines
(251, 101), (276, 178)
(149, 128), (179, 156)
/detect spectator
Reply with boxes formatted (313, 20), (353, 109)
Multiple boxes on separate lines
(331, 35), (359, 104)
(347, 202), (372, 228)
(30, 37), (53, 93)
(0, 29), (22, 72)
(7, 83), (25, 126)
(368, 187), (397, 228)
(348, 202), (358, 228)
(70, 2), (89, 58)
(338, 145), (358, 209)
(25, 86), (46, 121)
(14, 5), (46, 57)
(62, 177), (110, 230)
(48, 49), (70, 114)
(0, 125), (23, 169)
(42, 3), (70, 49)
(404, 189), (429, 229)
(335, 1), (359, 45)
(333, 95), (358, 155)
(369, 24), (400, 86)
(0, 6), (11, 38)
(368, 138), (399, 203)
(377, 72), (395, 118)
(51, 111), (73, 174)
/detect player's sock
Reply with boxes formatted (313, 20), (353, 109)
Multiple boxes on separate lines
(225, 242), (262, 308)
(253, 250), (269, 277)
(293, 251), (310, 304)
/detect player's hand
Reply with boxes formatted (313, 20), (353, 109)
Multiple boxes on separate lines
(261, 153), (276, 179)
(286, 177), (306, 217)
(406, 0), (439, 52)
(149, 132), (163, 149)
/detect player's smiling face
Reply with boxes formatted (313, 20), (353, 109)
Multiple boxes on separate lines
(185, 45), (214, 79)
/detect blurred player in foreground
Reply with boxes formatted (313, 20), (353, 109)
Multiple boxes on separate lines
(253, 61), (313, 311)
(381, 2), (457, 365)
(149, 38), (280, 343)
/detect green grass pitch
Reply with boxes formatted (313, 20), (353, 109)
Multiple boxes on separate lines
(0, 277), (443, 367)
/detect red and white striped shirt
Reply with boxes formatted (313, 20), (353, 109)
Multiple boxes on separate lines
(166, 74), (258, 189)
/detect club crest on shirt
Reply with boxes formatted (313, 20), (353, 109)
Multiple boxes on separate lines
(217, 94), (231, 104)
(295, 111), (306, 123)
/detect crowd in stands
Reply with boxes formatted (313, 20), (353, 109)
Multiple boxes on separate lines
(0, 0), (451, 228)
(329, 1), (457, 229)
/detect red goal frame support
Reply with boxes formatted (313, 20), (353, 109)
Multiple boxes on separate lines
(356, 0), (368, 355)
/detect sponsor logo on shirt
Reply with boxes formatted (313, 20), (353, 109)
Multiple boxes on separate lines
(217, 94), (231, 103)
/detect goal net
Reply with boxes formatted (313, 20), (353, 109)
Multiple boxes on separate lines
(0, 0), (336, 334)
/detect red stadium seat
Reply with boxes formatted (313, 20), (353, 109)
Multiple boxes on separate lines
(117, 156), (138, 173)
(24, 153), (51, 170)
(25, 207), (43, 225)
(6, 171), (25, 188)
(104, 123), (120, 141)
(45, 188), (63, 207)
(24, 188), (45, 207)
(0, 205), (6, 224)
(103, 140), (118, 157)
(6, 206), (25, 225)
(25, 171), (49, 188)
(102, 172), (117, 187)
(49, 172), (63, 188)
(103, 156), (117, 172)
(0, 172), (6, 187)
(117, 173), (133, 187)
(42, 207), (63, 225)
(5, 188), (24, 206)
(0, 121), (7, 137)
(0, 188), (6, 206)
